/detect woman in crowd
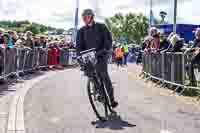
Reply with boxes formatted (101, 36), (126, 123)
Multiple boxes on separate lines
(34, 36), (41, 47)
(2, 33), (9, 48)
(7, 30), (18, 46)
(149, 27), (160, 53)
(25, 31), (34, 49)
(143, 36), (153, 53)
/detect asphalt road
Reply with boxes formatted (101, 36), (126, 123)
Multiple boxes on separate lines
(24, 64), (200, 133)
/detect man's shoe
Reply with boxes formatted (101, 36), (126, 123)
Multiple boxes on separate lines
(111, 101), (118, 108)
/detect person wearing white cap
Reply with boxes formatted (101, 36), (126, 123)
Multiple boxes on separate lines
(168, 34), (184, 52)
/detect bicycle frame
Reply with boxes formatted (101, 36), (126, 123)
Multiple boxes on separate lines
(77, 49), (115, 115)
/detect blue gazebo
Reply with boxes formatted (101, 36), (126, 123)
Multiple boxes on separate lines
(154, 24), (200, 43)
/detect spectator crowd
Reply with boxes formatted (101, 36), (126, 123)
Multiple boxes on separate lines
(142, 27), (200, 86)
(142, 27), (186, 54)
(0, 28), (75, 50)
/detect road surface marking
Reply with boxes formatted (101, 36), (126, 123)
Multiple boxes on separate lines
(161, 130), (173, 133)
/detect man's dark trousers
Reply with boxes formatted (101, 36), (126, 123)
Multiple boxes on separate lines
(189, 54), (200, 86)
(95, 57), (114, 101)
(124, 53), (128, 65)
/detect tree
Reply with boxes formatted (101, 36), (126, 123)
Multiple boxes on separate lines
(105, 13), (149, 44)
(40, 26), (48, 33)
(0, 20), (64, 34)
(24, 24), (40, 35)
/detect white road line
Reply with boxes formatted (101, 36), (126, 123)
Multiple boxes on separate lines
(161, 130), (173, 133)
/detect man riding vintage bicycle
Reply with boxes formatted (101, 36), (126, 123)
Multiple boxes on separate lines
(76, 9), (119, 120)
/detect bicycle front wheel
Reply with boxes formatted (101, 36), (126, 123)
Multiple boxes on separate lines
(87, 79), (108, 121)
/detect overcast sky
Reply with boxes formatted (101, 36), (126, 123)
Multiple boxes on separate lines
(0, 0), (199, 29)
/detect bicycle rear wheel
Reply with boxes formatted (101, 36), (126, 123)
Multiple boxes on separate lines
(87, 79), (108, 121)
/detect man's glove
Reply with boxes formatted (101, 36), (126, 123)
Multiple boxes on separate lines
(80, 64), (85, 71)
(77, 56), (85, 71)
(96, 49), (111, 59)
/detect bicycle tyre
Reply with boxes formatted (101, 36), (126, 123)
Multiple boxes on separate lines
(87, 79), (108, 121)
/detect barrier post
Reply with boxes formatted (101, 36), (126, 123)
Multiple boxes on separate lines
(44, 48), (48, 68)
(161, 53), (165, 84)
(16, 48), (20, 78)
(178, 52), (186, 95)
(36, 48), (40, 69)
(182, 53), (186, 85)
(2, 48), (6, 80)
(171, 53), (175, 83)
(148, 53), (151, 76)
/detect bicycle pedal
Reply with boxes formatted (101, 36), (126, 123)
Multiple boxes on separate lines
(108, 112), (120, 120)
(97, 95), (105, 103)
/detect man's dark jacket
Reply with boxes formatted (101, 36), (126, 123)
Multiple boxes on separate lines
(76, 22), (112, 55)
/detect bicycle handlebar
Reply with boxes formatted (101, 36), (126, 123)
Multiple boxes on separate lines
(78, 48), (111, 58)
(79, 48), (96, 55)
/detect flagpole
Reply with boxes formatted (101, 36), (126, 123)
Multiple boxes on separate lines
(173, 0), (177, 33)
(73, 0), (79, 45)
(149, 0), (153, 27)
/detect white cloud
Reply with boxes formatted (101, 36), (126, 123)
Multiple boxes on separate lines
(0, 0), (200, 29)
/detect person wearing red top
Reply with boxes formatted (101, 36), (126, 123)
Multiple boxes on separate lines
(149, 27), (160, 53)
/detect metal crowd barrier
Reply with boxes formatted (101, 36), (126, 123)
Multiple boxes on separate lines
(0, 47), (77, 80)
(0, 47), (17, 78)
(68, 49), (77, 66)
(38, 48), (48, 68)
(142, 52), (200, 97)
(60, 48), (69, 66)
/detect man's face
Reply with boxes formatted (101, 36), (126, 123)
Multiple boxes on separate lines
(83, 15), (93, 25)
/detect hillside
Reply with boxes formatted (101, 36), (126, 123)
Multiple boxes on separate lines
(0, 20), (64, 35)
